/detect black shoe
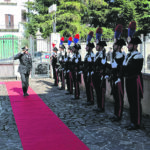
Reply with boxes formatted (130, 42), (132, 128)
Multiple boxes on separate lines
(93, 108), (104, 112)
(87, 101), (94, 106)
(126, 123), (140, 130)
(58, 87), (65, 90)
(52, 84), (58, 86)
(71, 97), (80, 100)
(93, 108), (100, 111)
(109, 116), (121, 122)
(23, 93), (29, 97)
(65, 92), (70, 95)
(97, 108), (105, 112)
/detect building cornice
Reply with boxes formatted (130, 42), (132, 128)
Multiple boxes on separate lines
(0, 3), (17, 6)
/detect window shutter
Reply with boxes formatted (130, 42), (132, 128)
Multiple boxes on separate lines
(5, 14), (9, 28)
(21, 10), (26, 22)
(11, 15), (14, 28)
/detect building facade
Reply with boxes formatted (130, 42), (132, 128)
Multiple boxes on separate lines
(0, 0), (31, 37)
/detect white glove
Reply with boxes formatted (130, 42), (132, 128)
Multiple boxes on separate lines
(91, 71), (94, 75)
(101, 58), (106, 64)
(123, 59), (127, 66)
(104, 75), (109, 79)
(21, 51), (24, 54)
(67, 70), (70, 73)
(101, 76), (103, 80)
(75, 58), (79, 63)
(88, 57), (92, 62)
(78, 71), (82, 74)
(111, 60), (118, 68)
(87, 72), (89, 76)
(64, 71), (66, 74)
(115, 78), (121, 85)
(64, 58), (68, 62)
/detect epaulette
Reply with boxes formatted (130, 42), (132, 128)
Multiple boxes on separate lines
(116, 52), (124, 59)
(77, 54), (81, 58)
(133, 53), (143, 59)
(91, 52), (95, 57)
(62, 51), (65, 56)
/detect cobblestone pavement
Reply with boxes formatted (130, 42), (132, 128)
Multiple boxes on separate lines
(0, 78), (150, 150)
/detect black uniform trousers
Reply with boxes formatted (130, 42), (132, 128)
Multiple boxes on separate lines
(66, 72), (70, 91)
(72, 71), (80, 99)
(60, 70), (65, 89)
(126, 76), (142, 126)
(112, 78), (124, 119)
(84, 74), (94, 103)
(93, 73), (106, 110)
(20, 73), (29, 94)
(53, 66), (59, 85)
(66, 71), (73, 94)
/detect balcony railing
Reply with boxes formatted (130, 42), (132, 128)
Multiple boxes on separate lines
(0, 1), (17, 5)
(0, 25), (19, 32)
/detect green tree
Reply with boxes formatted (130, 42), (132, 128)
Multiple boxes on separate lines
(132, 0), (150, 36)
(24, 0), (150, 40)
(105, 0), (136, 38)
(24, 0), (55, 38)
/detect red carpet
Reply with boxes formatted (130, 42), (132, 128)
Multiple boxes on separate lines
(5, 81), (89, 150)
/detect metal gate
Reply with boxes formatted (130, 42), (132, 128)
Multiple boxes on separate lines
(0, 35), (22, 78)
(29, 36), (51, 78)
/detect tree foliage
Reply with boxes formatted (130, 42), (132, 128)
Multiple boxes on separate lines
(24, 0), (150, 40)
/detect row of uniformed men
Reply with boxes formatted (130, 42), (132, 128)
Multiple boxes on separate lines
(51, 25), (143, 130)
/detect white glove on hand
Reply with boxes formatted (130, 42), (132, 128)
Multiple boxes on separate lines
(115, 78), (121, 85)
(64, 58), (68, 62)
(104, 75), (109, 79)
(91, 71), (94, 75)
(78, 71), (82, 74)
(123, 59), (127, 66)
(75, 58), (79, 63)
(101, 76), (103, 80)
(88, 57), (92, 62)
(64, 71), (66, 74)
(67, 70), (70, 73)
(87, 72), (89, 76)
(101, 58), (106, 64)
(111, 60), (118, 68)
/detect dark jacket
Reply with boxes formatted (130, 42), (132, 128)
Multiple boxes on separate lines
(14, 52), (32, 74)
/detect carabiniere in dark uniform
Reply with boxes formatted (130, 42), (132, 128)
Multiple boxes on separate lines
(108, 39), (125, 122)
(57, 44), (66, 90)
(14, 46), (32, 96)
(51, 47), (59, 86)
(82, 31), (95, 106)
(71, 44), (81, 100)
(93, 40), (107, 113)
(65, 46), (74, 95)
(123, 37), (143, 130)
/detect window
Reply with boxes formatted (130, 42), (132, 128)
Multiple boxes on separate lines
(5, 14), (14, 28)
(21, 10), (27, 22)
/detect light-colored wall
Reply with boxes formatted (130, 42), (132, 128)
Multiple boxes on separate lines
(0, 0), (29, 37)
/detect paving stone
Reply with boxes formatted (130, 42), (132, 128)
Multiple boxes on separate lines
(1, 78), (150, 150)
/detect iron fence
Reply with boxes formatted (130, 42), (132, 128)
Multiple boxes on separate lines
(0, 35), (149, 78)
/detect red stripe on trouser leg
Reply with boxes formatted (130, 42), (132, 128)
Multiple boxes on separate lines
(118, 82), (123, 117)
(56, 69), (58, 84)
(102, 88), (105, 109)
(137, 77), (141, 125)
(90, 79), (93, 101)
